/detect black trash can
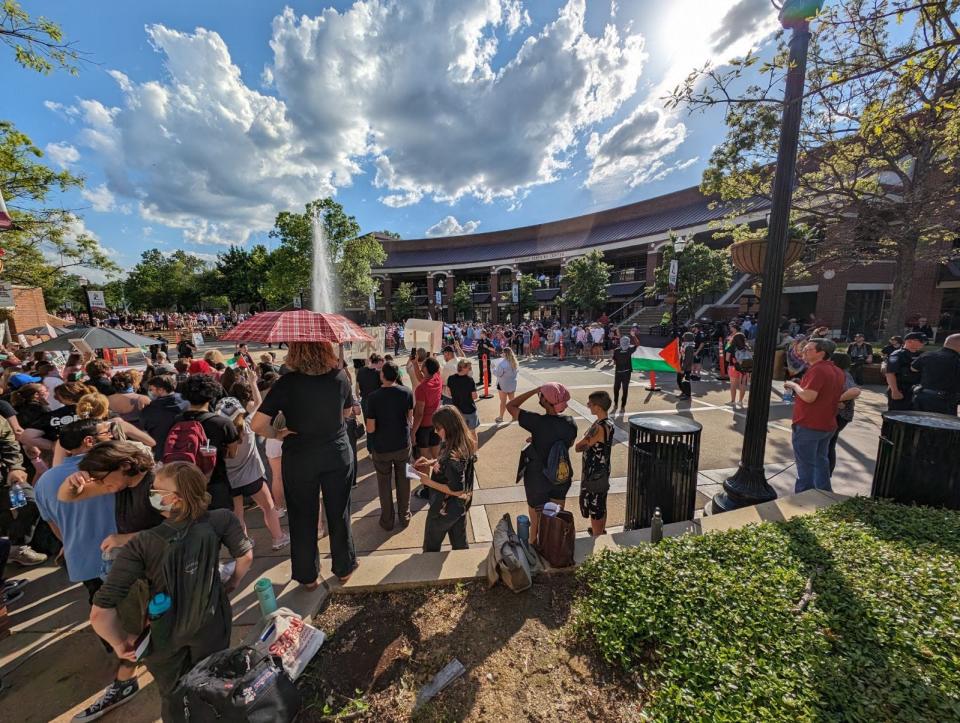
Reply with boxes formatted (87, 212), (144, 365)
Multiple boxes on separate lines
(625, 417), (703, 530)
(872, 411), (960, 510)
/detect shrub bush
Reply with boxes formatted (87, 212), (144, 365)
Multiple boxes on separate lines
(573, 498), (960, 721)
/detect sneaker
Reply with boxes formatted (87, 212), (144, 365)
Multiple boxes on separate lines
(271, 533), (291, 551)
(275, 506), (287, 519)
(73, 679), (140, 722)
(2, 579), (28, 594)
(10, 546), (46, 566)
(495, 417), (503, 423)
(2, 588), (24, 605)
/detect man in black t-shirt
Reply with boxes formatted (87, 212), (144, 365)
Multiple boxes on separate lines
(446, 360), (479, 443)
(364, 362), (414, 530)
(610, 337), (636, 413)
(356, 353), (383, 416)
(476, 333), (496, 387)
(178, 375), (240, 510)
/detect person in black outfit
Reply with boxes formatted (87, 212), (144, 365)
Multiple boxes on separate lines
(356, 353), (383, 416)
(846, 334), (873, 385)
(252, 341), (358, 587)
(911, 317), (934, 340)
(365, 362), (413, 531)
(476, 332), (496, 388)
(176, 335), (196, 360)
(912, 334), (960, 415)
(611, 336), (636, 413)
(140, 375), (189, 460)
(885, 332), (925, 411)
(415, 406), (475, 552)
(178, 374), (240, 511)
(85, 359), (115, 396)
(881, 336), (903, 359)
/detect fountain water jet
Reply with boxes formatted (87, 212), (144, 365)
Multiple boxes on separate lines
(310, 207), (337, 313)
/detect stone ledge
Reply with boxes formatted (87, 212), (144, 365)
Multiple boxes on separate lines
(320, 548), (490, 594)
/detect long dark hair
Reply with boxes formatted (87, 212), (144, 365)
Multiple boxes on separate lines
(432, 406), (476, 462)
(730, 332), (747, 351)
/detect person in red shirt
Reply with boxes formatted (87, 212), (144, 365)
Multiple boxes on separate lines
(784, 338), (846, 493)
(413, 356), (443, 462)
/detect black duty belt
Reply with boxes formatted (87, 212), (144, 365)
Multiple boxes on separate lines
(916, 387), (957, 399)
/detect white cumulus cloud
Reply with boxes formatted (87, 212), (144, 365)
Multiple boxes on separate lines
(81, 183), (117, 212)
(45, 142), (80, 168)
(425, 216), (481, 237)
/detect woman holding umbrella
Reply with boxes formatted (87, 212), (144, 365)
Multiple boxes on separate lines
(251, 341), (357, 587)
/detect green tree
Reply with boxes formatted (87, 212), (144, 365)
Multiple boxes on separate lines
(0, 121), (119, 304)
(653, 237), (732, 319)
(391, 281), (416, 321)
(1, 0), (84, 75)
(560, 250), (613, 317)
(262, 198), (387, 308)
(670, 0), (960, 337)
(214, 244), (269, 308)
(123, 249), (208, 311)
(451, 280), (474, 320)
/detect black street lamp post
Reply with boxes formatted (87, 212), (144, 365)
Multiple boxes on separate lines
(712, 0), (823, 513)
(79, 276), (96, 326)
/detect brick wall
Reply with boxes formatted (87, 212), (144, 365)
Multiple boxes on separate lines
(9, 286), (48, 335)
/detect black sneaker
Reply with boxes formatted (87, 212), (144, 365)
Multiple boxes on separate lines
(73, 679), (140, 721)
(415, 486), (430, 500)
(2, 588), (23, 605)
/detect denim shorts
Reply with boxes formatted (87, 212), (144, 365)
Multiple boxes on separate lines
(462, 412), (479, 429)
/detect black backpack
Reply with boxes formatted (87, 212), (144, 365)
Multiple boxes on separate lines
(147, 515), (225, 645)
(175, 646), (300, 722)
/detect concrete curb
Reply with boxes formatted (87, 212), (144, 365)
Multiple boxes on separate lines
(298, 489), (851, 615)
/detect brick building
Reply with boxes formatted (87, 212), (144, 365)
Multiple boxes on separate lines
(352, 184), (952, 341)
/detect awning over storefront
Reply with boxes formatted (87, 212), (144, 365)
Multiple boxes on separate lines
(533, 288), (561, 302)
(607, 281), (646, 298)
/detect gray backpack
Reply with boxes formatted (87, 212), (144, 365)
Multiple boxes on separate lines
(486, 514), (540, 593)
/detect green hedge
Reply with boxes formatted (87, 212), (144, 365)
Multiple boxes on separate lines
(573, 498), (960, 722)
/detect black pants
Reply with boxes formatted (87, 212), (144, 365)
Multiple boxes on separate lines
(0, 488), (39, 546)
(850, 363), (865, 385)
(282, 453), (356, 581)
(887, 391), (914, 411)
(828, 415), (850, 474)
(423, 510), (468, 552)
(677, 372), (691, 397)
(613, 371), (631, 408)
(153, 602), (231, 722)
(914, 390), (958, 415)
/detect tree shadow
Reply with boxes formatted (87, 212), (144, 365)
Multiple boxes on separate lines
(773, 515), (954, 720)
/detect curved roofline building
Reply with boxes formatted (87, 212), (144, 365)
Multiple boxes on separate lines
(357, 184), (955, 341)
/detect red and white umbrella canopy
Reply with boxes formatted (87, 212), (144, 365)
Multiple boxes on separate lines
(0, 190), (13, 231)
(221, 310), (374, 344)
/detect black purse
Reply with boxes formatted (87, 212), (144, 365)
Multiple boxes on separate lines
(516, 443), (531, 484)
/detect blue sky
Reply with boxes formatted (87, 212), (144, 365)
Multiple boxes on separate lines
(9, 0), (782, 276)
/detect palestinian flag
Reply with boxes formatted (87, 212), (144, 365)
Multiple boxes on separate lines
(632, 339), (681, 373)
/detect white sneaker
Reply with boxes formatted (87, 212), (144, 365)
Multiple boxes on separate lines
(275, 506), (287, 519)
(271, 533), (291, 551)
(10, 546), (46, 566)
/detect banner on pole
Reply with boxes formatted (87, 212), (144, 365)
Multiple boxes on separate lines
(0, 282), (14, 309)
(668, 259), (678, 290)
(87, 290), (106, 309)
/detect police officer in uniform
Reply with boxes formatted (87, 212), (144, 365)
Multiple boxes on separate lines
(912, 333), (960, 415)
(884, 332), (925, 411)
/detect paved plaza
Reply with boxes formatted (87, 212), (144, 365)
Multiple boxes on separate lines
(0, 350), (886, 722)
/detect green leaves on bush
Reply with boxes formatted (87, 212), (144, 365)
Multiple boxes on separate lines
(573, 498), (960, 721)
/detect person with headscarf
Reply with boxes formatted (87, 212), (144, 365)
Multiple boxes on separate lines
(506, 382), (577, 543)
(610, 335), (637, 414)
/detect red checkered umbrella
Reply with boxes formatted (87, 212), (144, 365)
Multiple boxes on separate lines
(220, 310), (374, 344)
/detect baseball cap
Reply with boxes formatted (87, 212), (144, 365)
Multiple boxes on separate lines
(8, 373), (41, 389)
(904, 332), (927, 342)
(215, 396), (245, 421)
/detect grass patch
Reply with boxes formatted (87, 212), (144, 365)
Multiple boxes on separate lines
(573, 498), (960, 722)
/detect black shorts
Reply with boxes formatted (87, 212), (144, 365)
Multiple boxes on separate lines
(416, 426), (440, 449)
(579, 490), (608, 520)
(230, 476), (265, 498)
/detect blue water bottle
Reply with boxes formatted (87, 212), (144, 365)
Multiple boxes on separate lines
(516, 515), (530, 545)
(8, 483), (26, 510)
(255, 578), (278, 616)
(147, 592), (173, 650)
(783, 389), (795, 405)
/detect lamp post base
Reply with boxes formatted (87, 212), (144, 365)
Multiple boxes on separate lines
(710, 463), (778, 513)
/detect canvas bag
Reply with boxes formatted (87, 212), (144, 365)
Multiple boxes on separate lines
(253, 607), (325, 682)
(535, 510), (576, 568)
(485, 513), (533, 593)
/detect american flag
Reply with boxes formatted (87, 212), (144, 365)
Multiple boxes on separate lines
(461, 339), (477, 353)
